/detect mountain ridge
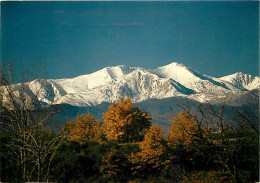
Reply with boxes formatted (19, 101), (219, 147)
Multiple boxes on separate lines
(1, 62), (259, 107)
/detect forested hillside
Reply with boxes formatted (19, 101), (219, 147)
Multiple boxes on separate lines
(1, 97), (258, 182)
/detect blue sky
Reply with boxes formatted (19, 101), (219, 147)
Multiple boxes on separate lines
(1, 1), (259, 79)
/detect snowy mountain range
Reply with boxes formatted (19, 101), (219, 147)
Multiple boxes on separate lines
(2, 62), (259, 107)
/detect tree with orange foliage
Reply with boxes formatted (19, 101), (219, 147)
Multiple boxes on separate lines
(138, 124), (166, 166)
(168, 111), (197, 147)
(67, 113), (104, 143)
(128, 124), (167, 176)
(103, 98), (151, 143)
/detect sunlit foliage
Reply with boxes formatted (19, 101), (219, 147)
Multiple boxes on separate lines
(168, 111), (197, 147)
(129, 124), (167, 177)
(66, 113), (104, 143)
(103, 98), (151, 142)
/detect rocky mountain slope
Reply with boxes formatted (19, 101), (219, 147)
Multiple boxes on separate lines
(1, 62), (259, 107)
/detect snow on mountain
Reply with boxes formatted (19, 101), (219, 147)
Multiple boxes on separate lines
(49, 65), (137, 94)
(153, 62), (202, 84)
(1, 62), (259, 107)
(152, 62), (236, 94)
(219, 72), (260, 90)
(52, 68), (189, 106)
(246, 77), (260, 90)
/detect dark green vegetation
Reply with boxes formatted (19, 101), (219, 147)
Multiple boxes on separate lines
(0, 99), (259, 183)
(0, 126), (258, 182)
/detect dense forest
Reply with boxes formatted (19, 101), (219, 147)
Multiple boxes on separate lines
(0, 64), (259, 183)
(0, 96), (259, 183)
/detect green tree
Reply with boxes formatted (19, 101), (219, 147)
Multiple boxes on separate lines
(100, 143), (140, 182)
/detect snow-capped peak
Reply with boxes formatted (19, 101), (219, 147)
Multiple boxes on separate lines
(219, 72), (259, 90)
(49, 65), (138, 94)
(154, 62), (199, 79)
(158, 62), (187, 69)
(99, 65), (137, 78)
(2, 62), (259, 107)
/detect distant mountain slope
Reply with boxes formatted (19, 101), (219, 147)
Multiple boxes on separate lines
(1, 62), (259, 107)
(47, 89), (259, 134)
(219, 72), (260, 90)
